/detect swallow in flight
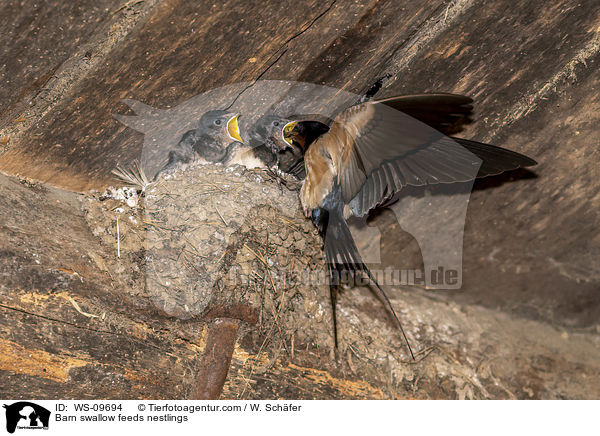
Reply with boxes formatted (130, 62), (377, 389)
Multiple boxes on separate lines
(265, 94), (537, 357)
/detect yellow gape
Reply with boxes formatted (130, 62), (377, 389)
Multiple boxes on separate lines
(282, 121), (298, 146)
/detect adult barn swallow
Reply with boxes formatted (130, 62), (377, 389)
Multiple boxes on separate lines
(269, 95), (536, 356)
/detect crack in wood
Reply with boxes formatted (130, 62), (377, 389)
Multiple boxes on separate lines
(383, 0), (476, 85)
(225, 0), (338, 110)
(0, 302), (180, 354)
(0, 0), (161, 145)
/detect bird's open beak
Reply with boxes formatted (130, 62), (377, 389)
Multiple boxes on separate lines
(282, 121), (298, 146)
(227, 114), (243, 143)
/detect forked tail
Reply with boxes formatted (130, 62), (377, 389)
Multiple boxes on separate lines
(315, 205), (415, 359)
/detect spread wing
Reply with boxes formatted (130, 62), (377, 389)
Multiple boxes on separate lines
(376, 93), (473, 134)
(284, 94), (473, 180)
(332, 102), (535, 216)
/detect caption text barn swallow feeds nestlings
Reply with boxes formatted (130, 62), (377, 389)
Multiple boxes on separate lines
(125, 92), (536, 358)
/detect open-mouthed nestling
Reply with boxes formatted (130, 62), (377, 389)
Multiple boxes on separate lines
(157, 110), (244, 174)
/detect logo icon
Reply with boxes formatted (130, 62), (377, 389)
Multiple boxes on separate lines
(3, 402), (50, 434)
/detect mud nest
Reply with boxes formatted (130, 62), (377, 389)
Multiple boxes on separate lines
(83, 162), (342, 355)
(80, 161), (597, 400)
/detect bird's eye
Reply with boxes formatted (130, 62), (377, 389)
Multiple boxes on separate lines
(273, 121), (280, 127)
(215, 119), (222, 125)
